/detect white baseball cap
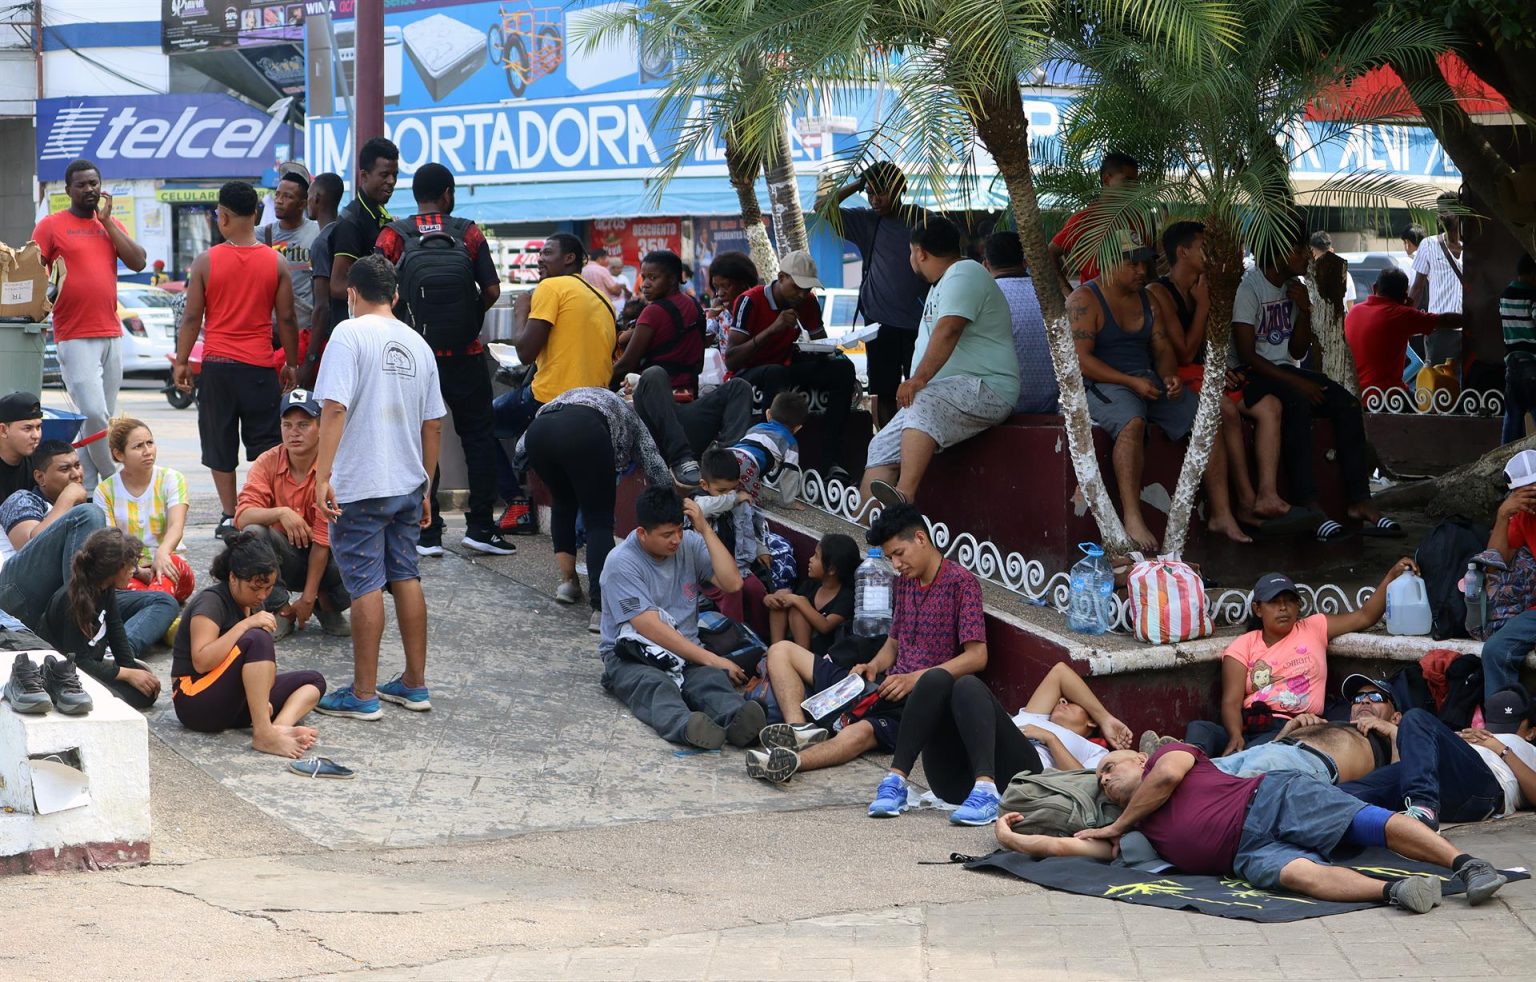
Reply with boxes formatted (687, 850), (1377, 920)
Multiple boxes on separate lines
(778, 250), (823, 290)
(1506, 449), (1536, 489)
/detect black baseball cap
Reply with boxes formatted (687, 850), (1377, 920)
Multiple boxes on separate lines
(281, 388), (320, 417)
(1485, 686), (1531, 734)
(1341, 673), (1394, 705)
(1252, 572), (1299, 603)
(0, 391), (42, 424)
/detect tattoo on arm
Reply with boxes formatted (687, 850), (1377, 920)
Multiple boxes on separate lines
(1067, 300), (1097, 342)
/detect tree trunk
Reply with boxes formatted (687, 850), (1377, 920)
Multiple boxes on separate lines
(1162, 215), (1245, 556)
(1310, 252), (1358, 395)
(1428, 433), (1536, 519)
(725, 130), (779, 278)
(970, 84), (1132, 555)
(763, 114), (808, 255)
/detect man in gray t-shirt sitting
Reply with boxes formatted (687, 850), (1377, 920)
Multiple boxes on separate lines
(599, 487), (766, 750)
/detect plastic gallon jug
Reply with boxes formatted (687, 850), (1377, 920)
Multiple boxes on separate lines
(1385, 570), (1432, 636)
(1068, 543), (1114, 635)
(853, 547), (895, 637)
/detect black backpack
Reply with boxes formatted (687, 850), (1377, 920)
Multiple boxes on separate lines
(390, 215), (482, 352)
(642, 294), (706, 384)
(1416, 516), (1491, 640)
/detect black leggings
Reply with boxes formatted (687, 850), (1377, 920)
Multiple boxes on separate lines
(523, 405), (617, 611)
(891, 672), (1042, 805)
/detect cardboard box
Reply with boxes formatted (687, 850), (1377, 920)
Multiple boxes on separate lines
(0, 242), (51, 322)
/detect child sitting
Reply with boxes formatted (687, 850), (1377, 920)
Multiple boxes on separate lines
(1183, 557), (1418, 757)
(735, 390), (808, 505)
(694, 449), (770, 633)
(93, 417), (195, 602)
(765, 533), (857, 656)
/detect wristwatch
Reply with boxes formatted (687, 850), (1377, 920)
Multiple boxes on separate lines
(1501, 747), (1511, 759)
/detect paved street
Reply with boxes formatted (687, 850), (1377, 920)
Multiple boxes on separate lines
(7, 474), (1536, 979)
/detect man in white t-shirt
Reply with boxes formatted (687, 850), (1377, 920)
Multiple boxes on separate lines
(1410, 196), (1466, 367)
(1232, 223), (1398, 541)
(313, 255), (447, 723)
(1338, 676), (1536, 829)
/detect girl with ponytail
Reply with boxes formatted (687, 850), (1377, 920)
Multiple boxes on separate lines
(37, 527), (177, 710)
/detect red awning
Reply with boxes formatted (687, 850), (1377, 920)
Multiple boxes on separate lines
(1306, 53), (1510, 121)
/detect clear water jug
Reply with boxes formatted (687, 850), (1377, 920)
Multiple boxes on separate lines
(1068, 543), (1114, 635)
(853, 547), (895, 637)
(1384, 569), (1432, 636)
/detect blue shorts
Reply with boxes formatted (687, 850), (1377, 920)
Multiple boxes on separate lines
(1233, 770), (1367, 888)
(330, 490), (425, 597)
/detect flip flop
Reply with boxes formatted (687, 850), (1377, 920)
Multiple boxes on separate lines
(1255, 507), (1322, 537)
(1315, 519), (1350, 543)
(289, 756), (355, 780)
(868, 480), (908, 510)
(1359, 516), (1406, 538)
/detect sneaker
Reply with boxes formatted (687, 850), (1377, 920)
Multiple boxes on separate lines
(164, 614), (182, 648)
(316, 608), (351, 637)
(827, 465), (852, 486)
(40, 655), (93, 716)
(1458, 857), (1507, 906)
(463, 531), (517, 556)
(684, 710), (726, 750)
(1387, 875), (1442, 914)
(588, 609), (601, 634)
(672, 460), (701, 486)
(868, 480), (908, 510)
(272, 615), (295, 641)
(725, 700), (767, 748)
(745, 747), (800, 784)
(1402, 798), (1439, 832)
(868, 774), (910, 818)
(416, 531), (445, 558)
(315, 685), (383, 720)
(377, 674), (432, 712)
(497, 497), (539, 536)
(2, 653), (51, 714)
(555, 579), (584, 605)
(214, 515), (237, 541)
(950, 784), (1001, 826)
(1138, 730), (1178, 755)
(759, 722), (829, 752)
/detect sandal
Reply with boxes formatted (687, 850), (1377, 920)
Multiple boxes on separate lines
(1359, 516), (1406, 538)
(1255, 507), (1322, 537)
(289, 756), (355, 780)
(1314, 519), (1349, 543)
(868, 480), (908, 510)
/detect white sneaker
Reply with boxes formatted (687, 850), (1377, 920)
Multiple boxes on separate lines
(555, 580), (583, 605)
(759, 722), (829, 751)
(273, 615), (295, 641)
(588, 610), (601, 634)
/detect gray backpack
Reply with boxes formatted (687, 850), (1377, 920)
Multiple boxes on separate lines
(998, 768), (1122, 836)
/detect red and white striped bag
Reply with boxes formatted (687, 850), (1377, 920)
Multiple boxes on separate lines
(1128, 558), (1212, 644)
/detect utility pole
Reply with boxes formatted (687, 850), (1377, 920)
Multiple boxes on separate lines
(354, 0), (384, 150)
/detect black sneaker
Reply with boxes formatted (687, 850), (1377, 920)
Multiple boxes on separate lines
(1458, 857), (1507, 906)
(416, 530), (445, 557)
(724, 700), (766, 748)
(3, 653), (51, 714)
(462, 530), (517, 556)
(41, 655), (93, 715)
(214, 515), (237, 541)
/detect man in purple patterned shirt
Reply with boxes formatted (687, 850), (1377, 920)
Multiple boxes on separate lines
(746, 503), (989, 784)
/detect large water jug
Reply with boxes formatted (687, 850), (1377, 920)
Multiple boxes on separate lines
(1384, 569), (1432, 636)
(1068, 543), (1115, 635)
(853, 547), (895, 637)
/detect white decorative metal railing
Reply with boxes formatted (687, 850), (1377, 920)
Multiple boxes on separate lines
(796, 467), (1374, 636)
(1360, 385), (1504, 417)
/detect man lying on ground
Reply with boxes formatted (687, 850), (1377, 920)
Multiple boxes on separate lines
(994, 742), (1506, 914)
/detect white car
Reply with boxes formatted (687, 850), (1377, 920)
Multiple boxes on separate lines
(816, 287), (869, 383)
(1337, 251), (1415, 301)
(116, 284), (180, 379)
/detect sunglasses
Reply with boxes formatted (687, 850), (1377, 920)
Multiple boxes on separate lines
(1352, 691), (1387, 705)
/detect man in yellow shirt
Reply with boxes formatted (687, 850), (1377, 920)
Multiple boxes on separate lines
(493, 234), (617, 530)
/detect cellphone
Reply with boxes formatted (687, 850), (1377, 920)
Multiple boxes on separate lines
(96, 193), (112, 219)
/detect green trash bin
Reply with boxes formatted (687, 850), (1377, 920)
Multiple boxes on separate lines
(0, 320), (46, 395)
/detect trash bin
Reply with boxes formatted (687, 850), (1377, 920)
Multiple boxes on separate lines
(0, 320), (45, 395)
(41, 407), (85, 445)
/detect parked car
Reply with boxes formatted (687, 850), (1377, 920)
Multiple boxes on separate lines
(1338, 251), (1414, 302)
(816, 286), (869, 382)
(117, 284), (179, 379)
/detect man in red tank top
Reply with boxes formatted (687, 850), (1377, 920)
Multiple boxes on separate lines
(174, 181), (299, 535)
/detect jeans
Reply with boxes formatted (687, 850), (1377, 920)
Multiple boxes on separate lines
(492, 382), (542, 498)
(632, 366), (753, 466)
(600, 652), (749, 744)
(1213, 741), (1335, 784)
(1339, 708), (1504, 821)
(57, 336), (122, 488)
(1503, 383), (1533, 444)
(116, 588), (178, 661)
(1183, 717), (1284, 758)
(430, 352), (499, 536)
(0, 506), (106, 624)
(1479, 608), (1536, 705)
(1243, 365), (1371, 505)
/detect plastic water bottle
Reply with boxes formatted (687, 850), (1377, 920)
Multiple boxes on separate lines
(1464, 562), (1486, 636)
(1068, 543), (1114, 635)
(853, 547), (895, 637)
(1384, 569), (1432, 636)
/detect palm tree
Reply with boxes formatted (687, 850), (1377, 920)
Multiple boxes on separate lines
(1047, 0), (1451, 555)
(583, 0), (1232, 554)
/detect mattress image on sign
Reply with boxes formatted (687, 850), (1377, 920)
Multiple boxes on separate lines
(402, 14), (486, 102)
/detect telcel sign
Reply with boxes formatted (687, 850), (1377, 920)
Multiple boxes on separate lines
(36, 95), (290, 182)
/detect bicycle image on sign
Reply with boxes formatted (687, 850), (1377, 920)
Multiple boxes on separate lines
(486, 4), (564, 97)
